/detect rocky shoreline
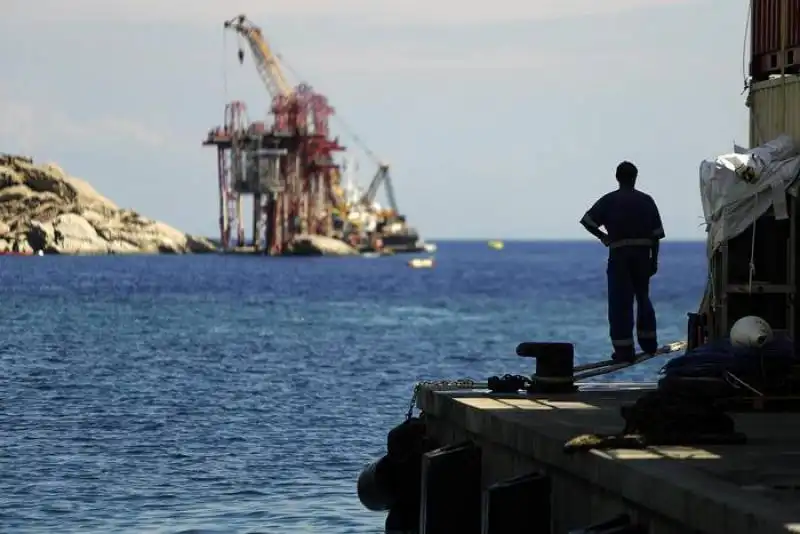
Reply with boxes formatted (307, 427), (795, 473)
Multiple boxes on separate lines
(0, 154), (216, 254)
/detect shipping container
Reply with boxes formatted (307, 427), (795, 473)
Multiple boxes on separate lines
(748, 75), (800, 145)
(750, 0), (800, 80)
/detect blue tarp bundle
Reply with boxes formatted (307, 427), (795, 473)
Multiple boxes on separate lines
(660, 337), (796, 379)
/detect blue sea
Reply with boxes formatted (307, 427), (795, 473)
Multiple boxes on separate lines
(0, 241), (706, 533)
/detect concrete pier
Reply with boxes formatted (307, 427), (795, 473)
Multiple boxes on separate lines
(417, 385), (800, 534)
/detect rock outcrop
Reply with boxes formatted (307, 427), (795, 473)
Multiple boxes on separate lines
(0, 154), (215, 254)
(285, 234), (359, 256)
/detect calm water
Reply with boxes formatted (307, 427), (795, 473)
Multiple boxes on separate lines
(0, 241), (706, 533)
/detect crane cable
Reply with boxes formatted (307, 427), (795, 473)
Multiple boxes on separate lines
(220, 23), (383, 166)
(741, 0), (752, 94)
(274, 53), (384, 166)
(221, 25), (394, 215)
(222, 27), (230, 103)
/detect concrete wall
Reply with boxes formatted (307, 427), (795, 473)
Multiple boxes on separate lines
(425, 414), (697, 534)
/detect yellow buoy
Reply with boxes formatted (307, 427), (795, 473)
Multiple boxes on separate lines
(488, 240), (504, 250)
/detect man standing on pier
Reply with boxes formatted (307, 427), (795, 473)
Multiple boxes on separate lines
(579, 161), (665, 362)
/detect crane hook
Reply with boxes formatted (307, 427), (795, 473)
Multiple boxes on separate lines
(237, 48), (245, 64)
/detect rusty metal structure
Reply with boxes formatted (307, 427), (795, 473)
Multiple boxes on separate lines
(750, 0), (800, 81)
(700, 0), (800, 342)
(203, 15), (344, 254)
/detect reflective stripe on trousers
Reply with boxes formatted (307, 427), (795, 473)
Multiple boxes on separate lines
(637, 330), (657, 340)
(607, 248), (658, 354)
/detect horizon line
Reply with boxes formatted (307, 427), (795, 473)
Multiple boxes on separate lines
(422, 237), (705, 243)
(201, 236), (706, 243)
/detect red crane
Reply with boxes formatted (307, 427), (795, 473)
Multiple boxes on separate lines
(203, 14), (344, 254)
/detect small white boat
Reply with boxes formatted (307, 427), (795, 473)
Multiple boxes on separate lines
(408, 257), (435, 269)
(423, 242), (437, 253)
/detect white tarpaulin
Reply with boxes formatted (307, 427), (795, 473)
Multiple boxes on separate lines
(700, 135), (800, 256)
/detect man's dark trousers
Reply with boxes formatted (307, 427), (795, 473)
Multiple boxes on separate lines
(607, 246), (658, 359)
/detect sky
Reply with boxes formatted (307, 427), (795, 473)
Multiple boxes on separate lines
(0, 0), (751, 240)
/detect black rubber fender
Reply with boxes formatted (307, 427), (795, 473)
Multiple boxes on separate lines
(357, 455), (396, 511)
(356, 416), (440, 530)
(387, 416), (429, 460)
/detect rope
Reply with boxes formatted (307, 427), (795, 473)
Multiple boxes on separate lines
(743, 0), (760, 146)
(708, 251), (717, 312)
(222, 28), (230, 102)
(780, 0), (788, 133)
(741, 0), (752, 94)
(406, 340), (687, 415)
(221, 19), (385, 166)
(748, 208), (757, 293)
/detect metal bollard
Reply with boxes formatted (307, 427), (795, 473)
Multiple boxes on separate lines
(516, 341), (578, 393)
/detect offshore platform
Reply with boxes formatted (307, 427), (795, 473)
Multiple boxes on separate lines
(203, 15), (417, 255)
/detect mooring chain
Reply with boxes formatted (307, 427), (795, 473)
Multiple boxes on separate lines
(405, 379), (480, 419)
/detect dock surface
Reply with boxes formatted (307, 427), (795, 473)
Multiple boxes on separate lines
(417, 385), (800, 534)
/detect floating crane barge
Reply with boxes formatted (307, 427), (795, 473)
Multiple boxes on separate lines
(203, 14), (424, 255)
(203, 15), (343, 255)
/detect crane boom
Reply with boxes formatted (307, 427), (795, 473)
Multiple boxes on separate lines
(224, 14), (292, 97)
(359, 164), (398, 213)
(221, 14), (404, 224)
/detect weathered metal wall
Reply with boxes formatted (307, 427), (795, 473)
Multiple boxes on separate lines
(743, 72), (800, 343)
(751, 0), (800, 80)
(749, 75), (800, 145)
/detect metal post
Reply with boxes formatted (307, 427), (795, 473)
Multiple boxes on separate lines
(252, 193), (262, 251)
(217, 147), (228, 249)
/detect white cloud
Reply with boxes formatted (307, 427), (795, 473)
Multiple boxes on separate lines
(0, 97), (176, 155)
(5, 0), (691, 26)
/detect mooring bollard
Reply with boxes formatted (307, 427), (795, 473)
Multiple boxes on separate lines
(516, 341), (578, 393)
